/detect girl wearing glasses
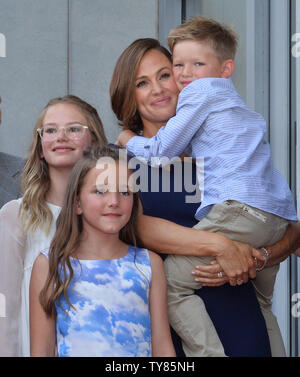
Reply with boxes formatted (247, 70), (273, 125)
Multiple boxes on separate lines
(0, 95), (107, 356)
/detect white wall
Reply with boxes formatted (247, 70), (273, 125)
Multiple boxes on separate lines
(0, 0), (159, 157)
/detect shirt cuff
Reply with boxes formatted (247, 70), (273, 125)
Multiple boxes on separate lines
(126, 135), (150, 161)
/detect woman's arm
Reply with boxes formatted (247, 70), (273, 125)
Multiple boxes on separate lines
(190, 222), (300, 286)
(148, 251), (176, 357)
(137, 209), (263, 285)
(266, 222), (300, 266)
(0, 200), (25, 356)
(30, 254), (56, 357)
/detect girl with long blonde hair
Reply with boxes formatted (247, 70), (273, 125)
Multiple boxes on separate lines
(0, 95), (107, 356)
(30, 146), (175, 357)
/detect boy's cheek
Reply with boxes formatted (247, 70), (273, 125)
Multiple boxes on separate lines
(172, 70), (182, 90)
(172, 67), (180, 79)
(175, 81), (184, 92)
(177, 84), (183, 92)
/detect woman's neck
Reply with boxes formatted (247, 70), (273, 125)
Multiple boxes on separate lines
(46, 166), (72, 206)
(142, 120), (165, 138)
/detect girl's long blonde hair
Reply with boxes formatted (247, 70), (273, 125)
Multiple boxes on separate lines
(19, 95), (107, 234)
(40, 145), (139, 316)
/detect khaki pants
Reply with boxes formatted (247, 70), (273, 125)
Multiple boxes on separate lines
(165, 201), (289, 357)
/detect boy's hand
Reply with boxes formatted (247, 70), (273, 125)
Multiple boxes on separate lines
(116, 130), (136, 147)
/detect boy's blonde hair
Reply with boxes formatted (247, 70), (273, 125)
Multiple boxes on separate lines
(167, 16), (238, 62)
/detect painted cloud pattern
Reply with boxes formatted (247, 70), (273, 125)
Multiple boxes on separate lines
(49, 246), (152, 357)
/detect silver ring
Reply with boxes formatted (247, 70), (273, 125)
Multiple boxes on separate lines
(237, 279), (243, 285)
(217, 272), (223, 278)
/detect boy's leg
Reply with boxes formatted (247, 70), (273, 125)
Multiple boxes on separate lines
(200, 200), (288, 357)
(250, 217), (288, 357)
(252, 264), (286, 357)
(165, 254), (226, 356)
(166, 200), (288, 357)
(164, 201), (245, 357)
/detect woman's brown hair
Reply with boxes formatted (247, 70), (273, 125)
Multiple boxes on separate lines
(40, 145), (139, 316)
(110, 38), (172, 134)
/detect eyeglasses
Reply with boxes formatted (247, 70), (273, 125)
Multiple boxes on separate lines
(37, 124), (89, 141)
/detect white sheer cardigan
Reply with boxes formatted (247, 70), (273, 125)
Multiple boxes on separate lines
(0, 199), (61, 356)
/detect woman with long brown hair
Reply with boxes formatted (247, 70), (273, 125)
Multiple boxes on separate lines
(0, 95), (107, 356)
(110, 38), (300, 357)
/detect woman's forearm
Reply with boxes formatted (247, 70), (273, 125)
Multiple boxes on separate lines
(137, 213), (221, 257)
(137, 213), (257, 282)
(266, 222), (300, 266)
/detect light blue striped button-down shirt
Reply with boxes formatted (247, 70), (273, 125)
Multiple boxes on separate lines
(127, 77), (297, 221)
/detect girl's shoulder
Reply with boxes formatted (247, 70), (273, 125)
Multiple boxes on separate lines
(146, 251), (166, 284)
(147, 250), (164, 270)
(127, 246), (163, 265)
(128, 245), (150, 263)
(131, 246), (163, 271)
(40, 248), (50, 260)
(126, 246), (152, 280)
(32, 250), (50, 278)
(31, 251), (51, 295)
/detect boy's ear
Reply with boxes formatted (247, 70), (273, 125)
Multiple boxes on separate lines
(76, 199), (83, 215)
(221, 59), (235, 78)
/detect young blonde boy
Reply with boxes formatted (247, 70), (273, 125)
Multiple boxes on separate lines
(119, 17), (297, 356)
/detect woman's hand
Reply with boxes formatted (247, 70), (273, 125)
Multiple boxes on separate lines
(211, 236), (265, 286)
(191, 260), (229, 287)
(136, 212), (265, 286)
(192, 239), (266, 287)
(191, 224), (300, 287)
